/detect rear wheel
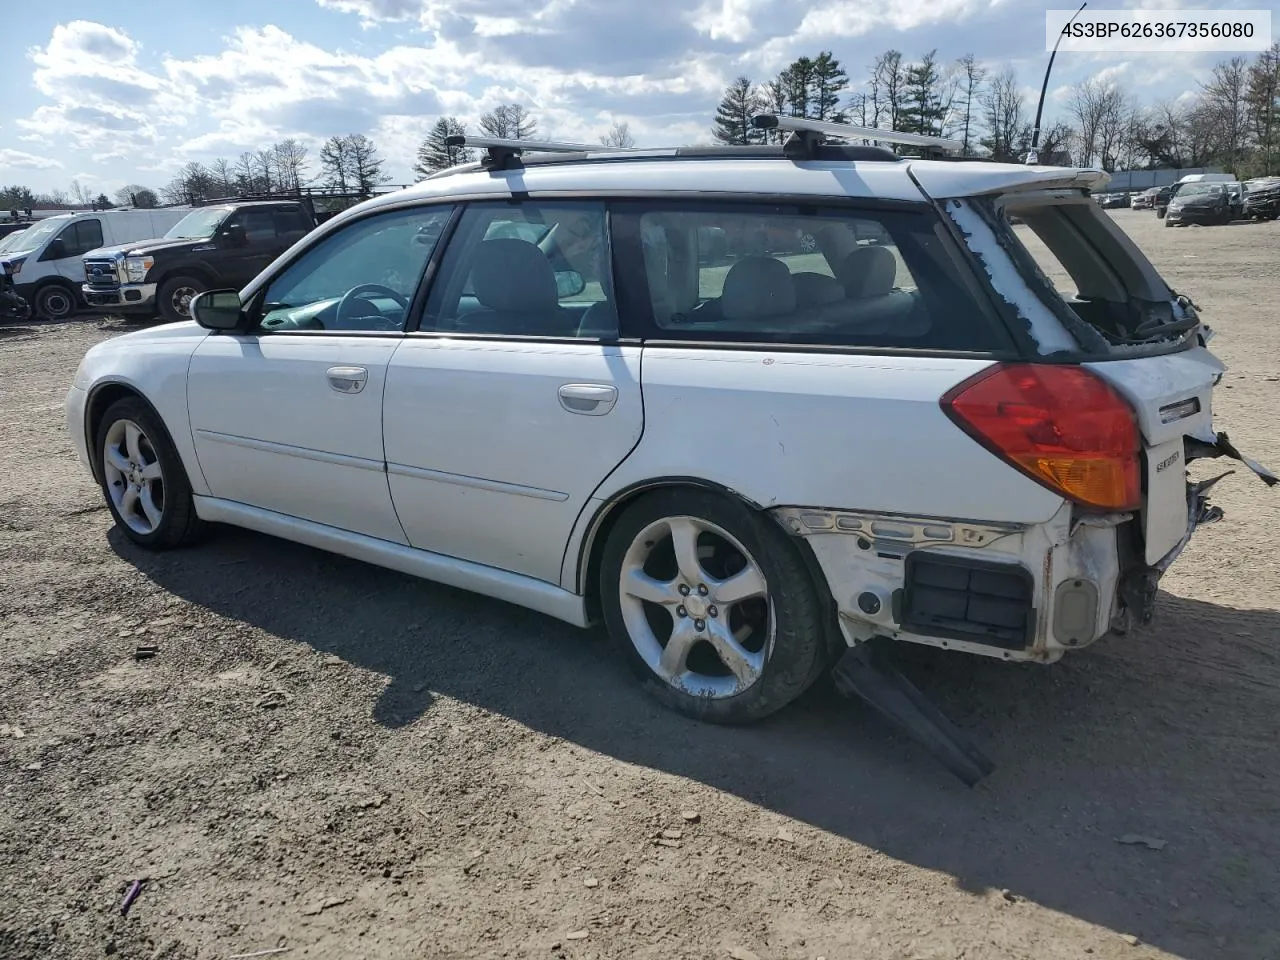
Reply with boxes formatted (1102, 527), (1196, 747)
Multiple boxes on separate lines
(599, 489), (829, 724)
(95, 397), (205, 549)
(33, 283), (77, 321)
(158, 275), (206, 324)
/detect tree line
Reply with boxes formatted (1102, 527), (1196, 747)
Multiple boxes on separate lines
(714, 43), (1280, 175)
(9, 43), (1277, 215)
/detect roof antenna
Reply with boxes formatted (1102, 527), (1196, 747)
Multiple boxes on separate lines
(1028, 1), (1087, 165)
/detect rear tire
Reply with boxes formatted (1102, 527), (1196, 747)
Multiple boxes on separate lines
(95, 397), (206, 550)
(599, 489), (829, 724)
(33, 283), (77, 321)
(158, 275), (206, 324)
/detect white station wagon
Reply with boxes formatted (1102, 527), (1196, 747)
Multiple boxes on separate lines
(66, 117), (1274, 782)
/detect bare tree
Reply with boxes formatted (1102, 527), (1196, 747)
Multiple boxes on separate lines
(1199, 57), (1250, 172)
(480, 103), (538, 140)
(253, 149), (277, 193)
(1246, 43), (1280, 175)
(113, 185), (157, 208)
(69, 180), (92, 206)
(871, 50), (905, 131)
(318, 137), (350, 193)
(953, 54), (987, 154)
(208, 157), (235, 196)
(760, 78), (787, 143)
(272, 139), (310, 192)
(600, 121), (636, 148)
(980, 68), (1027, 162)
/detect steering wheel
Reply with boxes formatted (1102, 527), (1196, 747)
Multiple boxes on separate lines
(334, 283), (410, 329)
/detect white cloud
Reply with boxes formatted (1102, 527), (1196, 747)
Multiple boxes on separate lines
(0, 148), (64, 170)
(6, 2), (1252, 192)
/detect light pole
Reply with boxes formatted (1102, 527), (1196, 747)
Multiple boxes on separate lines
(1027, 1), (1087, 165)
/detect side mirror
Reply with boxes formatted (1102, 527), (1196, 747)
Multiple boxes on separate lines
(190, 289), (244, 330)
(555, 269), (586, 299)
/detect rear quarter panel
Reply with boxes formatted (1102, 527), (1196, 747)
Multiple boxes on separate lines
(584, 346), (1065, 535)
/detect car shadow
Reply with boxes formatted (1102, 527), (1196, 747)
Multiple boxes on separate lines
(110, 525), (1280, 959)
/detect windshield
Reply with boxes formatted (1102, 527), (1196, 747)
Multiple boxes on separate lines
(0, 230), (32, 255)
(2, 217), (64, 253)
(165, 208), (230, 239)
(1179, 183), (1223, 198)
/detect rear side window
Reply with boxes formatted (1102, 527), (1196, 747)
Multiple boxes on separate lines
(275, 208), (312, 236)
(616, 203), (1009, 351)
(992, 197), (1179, 348)
(239, 210), (276, 243)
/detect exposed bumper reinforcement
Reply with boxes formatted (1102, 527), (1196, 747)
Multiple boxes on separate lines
(832, 638), (996, 787)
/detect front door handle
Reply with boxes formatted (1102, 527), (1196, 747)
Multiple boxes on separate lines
(558, 383), (617, 416)
(327, 365), (368, 394)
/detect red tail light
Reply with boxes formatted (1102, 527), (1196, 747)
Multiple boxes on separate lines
(941, 363), (1141, 511)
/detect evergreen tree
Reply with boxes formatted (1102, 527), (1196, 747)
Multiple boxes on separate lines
(414, 117), (475, 177)
(811, 52), (848, 122)
(783, 57), (816, 117)
(902, 50), (946, 137)
(713, 76), (764, 145)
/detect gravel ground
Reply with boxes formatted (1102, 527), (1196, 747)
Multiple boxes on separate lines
(1, 210), (1278, 960)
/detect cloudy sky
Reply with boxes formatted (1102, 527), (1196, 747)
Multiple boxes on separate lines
(3, 0), (1268, 195)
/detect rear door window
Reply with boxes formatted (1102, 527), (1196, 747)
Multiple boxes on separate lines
(613, 202), (1009, 351)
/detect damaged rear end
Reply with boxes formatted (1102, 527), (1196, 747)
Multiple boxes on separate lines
(929, 170), (1275, 641)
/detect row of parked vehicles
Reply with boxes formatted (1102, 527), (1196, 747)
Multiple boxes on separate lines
(0, 199), (319, 322)
(1098, 173), (1280, 226)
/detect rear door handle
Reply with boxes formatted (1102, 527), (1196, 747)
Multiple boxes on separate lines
(558, 383), (617, 416)
(327, 365), (368, 394)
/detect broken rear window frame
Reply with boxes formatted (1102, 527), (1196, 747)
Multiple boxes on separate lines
(944, 189), (1204, 364)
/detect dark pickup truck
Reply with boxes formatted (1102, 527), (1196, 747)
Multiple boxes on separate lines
(82, 200), (315, 323)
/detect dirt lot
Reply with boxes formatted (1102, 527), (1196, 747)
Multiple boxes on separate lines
(2, 210), (1278, 960)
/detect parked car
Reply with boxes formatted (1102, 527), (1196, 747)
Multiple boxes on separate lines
(0, 221), (31, 241)
(1130, 190), (1153, 210)
(0, 209), (191, 320)
(1096, 192), (1130, 209)
(1153, 185), (1176, 218)
(65, 125), (1274, 782)
(1243, 177), (1280, 220)
(82, 200), (316, 324)
(1165, 182), (1238, 226)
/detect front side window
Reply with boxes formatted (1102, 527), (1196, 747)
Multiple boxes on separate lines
(39, 219), (103, 260)
(623, 203), (1003, 350)
(422, 201), (614, 338)
(256, 204), (454, 333)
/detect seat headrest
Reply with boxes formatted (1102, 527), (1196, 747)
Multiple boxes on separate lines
(471, 238), (559, 313)
(838, 246), (897, 298)
(792, 271), (846, 307)
(721, 256), (796, 322)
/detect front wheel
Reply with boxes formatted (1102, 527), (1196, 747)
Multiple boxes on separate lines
(599, 489), (829, 724)
(96, 397), (205, 549)
(33, 283), (77, 321)
(158, 275), (207, 324)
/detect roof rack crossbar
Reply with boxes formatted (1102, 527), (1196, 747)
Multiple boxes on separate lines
(445, 135), (630, 171)
(751, 115), (964, 159)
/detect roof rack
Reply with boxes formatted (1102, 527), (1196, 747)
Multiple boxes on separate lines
(445, 135), (630, 171)
(751, 115), (964, 161)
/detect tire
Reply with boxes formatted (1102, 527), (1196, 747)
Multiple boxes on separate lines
(158, 275), (206, 324)
(1156, 208), (1166, 219)
(95, 397), (205, 550)
(599, 488), (829, 724)
(33, 283), (77, 321)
